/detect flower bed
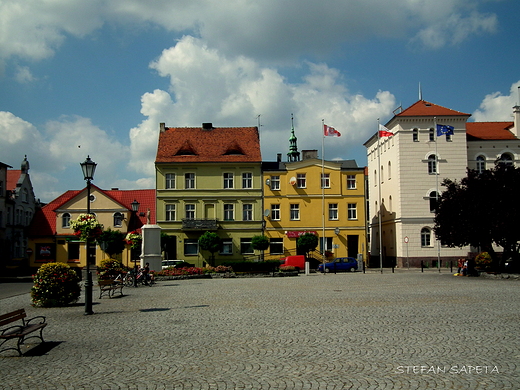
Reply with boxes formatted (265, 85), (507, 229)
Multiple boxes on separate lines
(31, 263), (81, 307)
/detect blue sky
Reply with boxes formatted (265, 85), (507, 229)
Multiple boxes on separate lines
(1, 0), (519, 203)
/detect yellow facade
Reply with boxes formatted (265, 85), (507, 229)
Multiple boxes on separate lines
(156, 163), (264, 267)
(263, 158), (367, 265)
(28, 187), (137, 271)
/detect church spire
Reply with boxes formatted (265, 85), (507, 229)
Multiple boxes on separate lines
(287, 114), (300, 162)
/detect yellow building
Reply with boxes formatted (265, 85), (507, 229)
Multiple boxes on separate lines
(262, 150), (367, 265)
(155, 123), (263, 267)
(28, 186), (155, 271)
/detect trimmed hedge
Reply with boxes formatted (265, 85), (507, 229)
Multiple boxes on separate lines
(220, 260), (279, 273)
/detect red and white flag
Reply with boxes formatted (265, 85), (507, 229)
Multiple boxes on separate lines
(324, 124), (341, 137)
(378, 124), (393, 137)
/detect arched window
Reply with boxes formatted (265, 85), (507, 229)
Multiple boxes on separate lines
(429, 191), (438, 213)
(413, 128), (419, 142)
(476, 155), (485, 173)
(380, 165), (384, 183)
(388, 161), (391, 180)
(429, 128), (435, 141)
(113, 212), (123, 227)
(499, 153), (513, 166)
(62, 213), (71, 228)
(428, 154), (437, 174)
(421, 228), (431, 247)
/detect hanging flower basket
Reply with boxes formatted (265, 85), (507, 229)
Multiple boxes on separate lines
(70, 214), (103, 241)
(125, 230), (142, 249)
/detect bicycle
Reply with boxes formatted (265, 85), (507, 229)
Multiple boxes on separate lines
(114, 272), (134, 287)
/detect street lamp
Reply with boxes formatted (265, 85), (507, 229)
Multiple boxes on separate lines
(80, 155), (97, 315)
(130, 199), (140, 287)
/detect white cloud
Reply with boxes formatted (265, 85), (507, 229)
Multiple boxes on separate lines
(14, 65), (36, 83)
(0, 0), (500, 66)
(472, 81), (520, 122)
(141, 37), (396, 163)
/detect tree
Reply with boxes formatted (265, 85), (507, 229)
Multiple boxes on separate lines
(434, 163), (520, 268)
(97, 229), (126, 259)
(297, 233), (318, 257)
(251, 235), (270, 261)
(198, 231), (221, 266)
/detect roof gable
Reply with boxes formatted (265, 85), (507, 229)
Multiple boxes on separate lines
(156, 126), (261, 163)
(7, 170), (21, 190)
(397, 100), (470, 117)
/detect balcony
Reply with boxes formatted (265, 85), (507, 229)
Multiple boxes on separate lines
(182, 218), (218, 230)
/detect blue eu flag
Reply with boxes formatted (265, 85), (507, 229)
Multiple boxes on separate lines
(436, 124), (454, 136)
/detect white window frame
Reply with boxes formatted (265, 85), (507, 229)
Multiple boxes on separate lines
(220, 239), (233, 255)
(421, 228), (432, 247)
(62, 212), (71, 228)
(347, 175), (356, 190)
(224, 204), (234, 221)
(290, 204), (300, 221)
(165, 173), (175, 189)
(223, 173), (234, 189)
(185, 173), (195, 189)
(297, 173), (306, 188)
(347, 203), (357, 220)
(185, 204), (195, 220)
(321, 173), (330, 189)
(165, 204), (176, 221)
(271, 204), (280, 221)
(242, 172), (253, 189)
(243, 203), (253, 221)
(270, 175), (280, 190)
(113, 212), (123, 227)
(329, 203), (338, 220)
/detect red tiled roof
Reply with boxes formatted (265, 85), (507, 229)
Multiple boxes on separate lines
(29, 187), (156, 237)
(397, 100), (470, 117)
(156, 126), (261, 163)
(7, 170), (21, 190)
(466, 122), (516, 140)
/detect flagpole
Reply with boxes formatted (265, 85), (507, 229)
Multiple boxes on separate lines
(434, 117), (441, 273)
(321, 119), (326, 272)
(377, 118), (383, 273)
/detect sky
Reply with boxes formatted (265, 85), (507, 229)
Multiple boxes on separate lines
(1, 0), (519, 203)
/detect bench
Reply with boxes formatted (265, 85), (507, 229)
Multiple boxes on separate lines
(0, 309), (47, 356)
(98, 279), (124, 299)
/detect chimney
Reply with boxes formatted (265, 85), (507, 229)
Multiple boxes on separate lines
(302, 150), (318, 160)
(202, 123), (213, 130)
(513, 105), (520, 138)
(160, 123), (166, 133)
(277, 153), (282, 163)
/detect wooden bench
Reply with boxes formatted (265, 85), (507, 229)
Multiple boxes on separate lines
(0, 309), (47, 356)
(98, 279), (124, 299)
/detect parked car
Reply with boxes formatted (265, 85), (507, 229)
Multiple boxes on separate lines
(318, 257), (358, 273)
(161, 260), (185, 269)
(279, 255), (321, 271)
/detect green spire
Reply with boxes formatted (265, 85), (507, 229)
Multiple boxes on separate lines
(287, 114), (300, 162)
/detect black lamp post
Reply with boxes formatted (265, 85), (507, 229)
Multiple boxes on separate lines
(80, 155), (97, 315)
(130, 199), (140, 287)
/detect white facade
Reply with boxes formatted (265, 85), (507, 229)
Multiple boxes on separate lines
(365, 100), (520, 267)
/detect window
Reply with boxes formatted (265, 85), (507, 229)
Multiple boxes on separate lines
(446, 132), (452, 142)
(421, 228), (431, 247)
(185, 204), (195, 220)
(224, 204), (234, 221)
(380, 165), (384, 183)
(321, 173), (330, 188)
(240, 238), (253, 254)
(185, 173), (195, 189)
(221, 239), (233, 255)
(184, 239), (199, 255)
(413, 128), (419, 142)
(113, 212), (123, 227)
(290, 204), (300, 220)
(320, 237), (333, 252)
(271, 204), (280, 220)
(242, 204), (252, 221)
(329, 204), (338, 220)
(499, 153), (513, 166)
(429, 128), (435, 141)
(62, 213), (71, 228)
(269, 238), (283, 254)
(429, 191), (438, 213)
(476, 155), (486, 173)
(348, 203), (357, 220)
(388, 161), (391, 180)
(242, 172), (252, 189)
(270, 175), (280, 190)
(165, 173), (175, 189)
(165, 204), (175, 221)
(428, 154), (437, 174)
(223, 173), (234, 189)
(347, 175), (356, 189)
(0, 180), (3, 196)
(297, 173), (306, 188)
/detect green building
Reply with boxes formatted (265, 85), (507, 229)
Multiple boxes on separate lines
(155, 122), (263, 267)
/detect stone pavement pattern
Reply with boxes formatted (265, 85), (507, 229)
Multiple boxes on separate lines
(0, 271), (519, 389)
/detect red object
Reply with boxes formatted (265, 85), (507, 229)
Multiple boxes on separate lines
(379, 130), (393, 137)
(280, 255), (306, 271)
(323, 124), (341, 137)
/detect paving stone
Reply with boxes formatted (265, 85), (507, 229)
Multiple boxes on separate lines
(0, 271), (518, 389)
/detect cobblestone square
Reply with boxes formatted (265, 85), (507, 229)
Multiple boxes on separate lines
(1, 271), (519, 389)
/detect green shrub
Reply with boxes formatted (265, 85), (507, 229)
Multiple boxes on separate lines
(221, 260), (279, 273)
(97, 259), (127, 280)
(31, 263), (81, 307)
